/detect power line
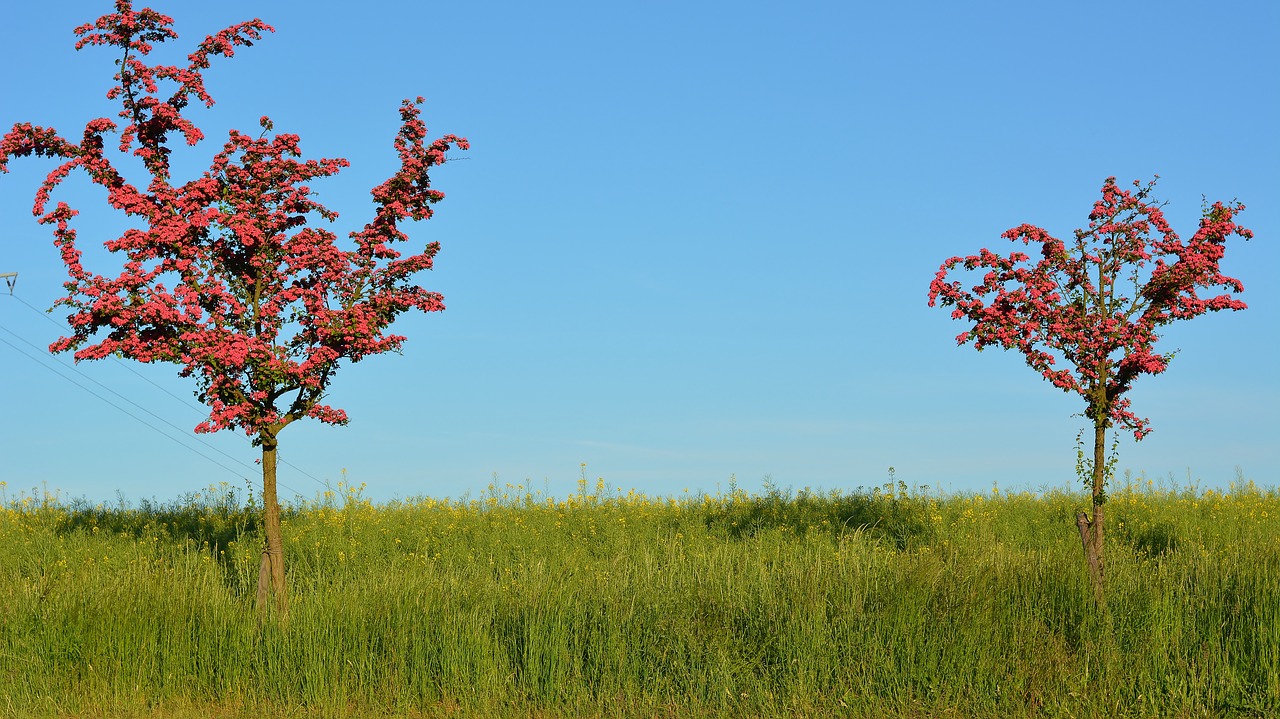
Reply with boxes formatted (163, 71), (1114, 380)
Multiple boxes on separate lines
(0, 296), (341, 498)
(0, 328), (309, 499)
(0, 320), (258, 473)
(0, 330), (259, 484)
(4, 292), (333, 491)
(12, 293), (207, 413)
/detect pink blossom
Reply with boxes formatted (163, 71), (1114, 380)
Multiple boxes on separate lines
(927, 177), (1251, 440)
(0, 1), (467, 445)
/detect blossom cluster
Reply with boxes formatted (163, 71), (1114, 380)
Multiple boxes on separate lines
(927, 177), (1251, 439)
(0, 0), (468, 442)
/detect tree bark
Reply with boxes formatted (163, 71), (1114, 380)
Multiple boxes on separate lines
(1076, 419), (1106, 608)
(256, 427), (288, 617)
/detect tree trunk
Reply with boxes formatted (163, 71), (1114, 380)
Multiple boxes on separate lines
(256, 428), (288, 617)
(1075, 419), (1106, 608)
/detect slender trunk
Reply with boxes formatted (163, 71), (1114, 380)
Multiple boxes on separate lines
(1075, 418), (1106, 608)
(256, 428), (288, 617)
(1091, 419), (1106, 582)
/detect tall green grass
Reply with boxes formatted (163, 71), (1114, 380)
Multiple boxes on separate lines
(1, 474), (1276, 718)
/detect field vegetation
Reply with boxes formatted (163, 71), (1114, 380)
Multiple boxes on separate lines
(1, 470), (1276, 718)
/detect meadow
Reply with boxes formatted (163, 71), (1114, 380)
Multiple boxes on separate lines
(1, 471), (1276, 719)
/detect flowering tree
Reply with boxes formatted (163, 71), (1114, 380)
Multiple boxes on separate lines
(0, 1), (468, 614)
(927, 177), (1251, 601)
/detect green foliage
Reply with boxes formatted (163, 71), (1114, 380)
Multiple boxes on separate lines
(1, 476), (1277, 718)
(701, 477), (938, 550)
(1075, 429), (1120, 504)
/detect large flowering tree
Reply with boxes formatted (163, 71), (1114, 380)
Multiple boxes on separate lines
(0, 1), (468, 614)
(928, 177), (1251, 601)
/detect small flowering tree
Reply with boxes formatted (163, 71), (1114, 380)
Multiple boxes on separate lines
(0, 1), (468, 615)
(927, 177), (1251, 601)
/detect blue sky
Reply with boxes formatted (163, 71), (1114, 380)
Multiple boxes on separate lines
(1, 0), (1276, 504)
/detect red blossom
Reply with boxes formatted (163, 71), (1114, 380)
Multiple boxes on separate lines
(927, 177), (1251, 439)
(0, 0), (467, 443)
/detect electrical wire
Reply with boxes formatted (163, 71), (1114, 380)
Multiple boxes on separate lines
(0, 293), (348, 498)
(0, 330), (259, 484)
(5, 292), (334, 491)
(0, 321), (259, 473)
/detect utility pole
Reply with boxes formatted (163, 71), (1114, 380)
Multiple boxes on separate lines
(0, 272), (14, 295)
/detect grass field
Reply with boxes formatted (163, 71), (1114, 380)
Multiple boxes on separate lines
(1, 472), (1277, 718)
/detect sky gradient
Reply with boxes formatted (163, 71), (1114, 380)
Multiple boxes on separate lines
(1, 0), (1276, 504)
